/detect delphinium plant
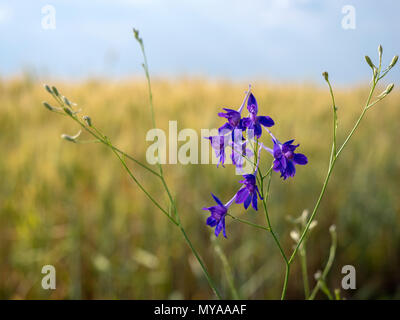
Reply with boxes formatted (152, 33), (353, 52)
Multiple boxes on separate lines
(41, 30), (397, 300)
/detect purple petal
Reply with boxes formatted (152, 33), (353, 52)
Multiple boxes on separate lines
(257, 116), (274, 127)
(235, 188), (249, 204)
(247, 93), (258, 114)
(222, 217), (227, 238)
(286, 161), (296, 177)
(207, 216), (217, 227)
(244, 194), (252, 209)
(254, 123), (262, 138)
(251, 192), (258, 211)
(211, 193), (224, 207)
(293, 153), (308, 165)
(218, 123), (233, 135)
(273, 159), (282, 171)
(215, 219), (224, 237)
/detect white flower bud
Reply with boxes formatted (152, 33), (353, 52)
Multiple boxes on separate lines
(290, 230), (300, 242)
(61, 130), (81, 143)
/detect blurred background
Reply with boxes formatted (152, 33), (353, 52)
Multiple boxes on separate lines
(0, 0), (399, 299)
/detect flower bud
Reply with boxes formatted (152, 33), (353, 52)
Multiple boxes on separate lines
(61, 130), (81, 143)
(385, 83), (394, 95)
(378, 45), (383, 59)
(44, 84), (52, 94)
(365, 56), (375, 69)
(51, 86), (59, 96)
(290, 230), (299, 242)
(62, 96), (71, 107)
(83, 115), (92, 126)
(322, 71), (329, 81)
(314, 270), (322, 281)
(63, 107), (73, 116)
(329, 224), (336, 233)
(42, 101), (53, 111)
(309, 220), (318, 230)
(389, 55), (398, 69)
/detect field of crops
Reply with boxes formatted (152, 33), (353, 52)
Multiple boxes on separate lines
(0, 76), (399, 299)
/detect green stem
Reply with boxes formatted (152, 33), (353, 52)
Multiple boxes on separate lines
(179, 225), (222, 299)
(299, 243), (310, 298)
(283, 76), (379, 300)
(309, 227), (337, 300)
(134, 32), (221, 299)
(227, 214), (270, 232)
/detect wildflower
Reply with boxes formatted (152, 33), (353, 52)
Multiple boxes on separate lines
(205, 135), (228, 167)
(235, 174), (263, 210)
(230, 129), (253, 169)
(264, 132), (308, 180)
(242, 93), (274, 138)
(218, 86), (252, 136)
(203, 193), (234, 238)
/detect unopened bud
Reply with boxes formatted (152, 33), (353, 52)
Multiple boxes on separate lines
(62, 96), (71, 107)
(389, 55), (398, 69)
(61, 130), (81, 143)
(322, 71), (329, 81)
(310, 220), (318, 230)
(385, 83), (394, 95)
(44, 84), (52, 94)
(378, 45), (383, 59)
(290, 230), (300, 242)
(329, 224), (336, 233)
(314, 270), (322, 281)
(63, 107), (73, 116)
(83, 115), (92, 126)
(51, 86), (59, 96)
(365, 56), (375, 69)
(42, 101), (53, 111)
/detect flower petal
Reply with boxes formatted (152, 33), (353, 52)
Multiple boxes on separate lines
(254, 123), (262, 138)
(247, 93), (258, 114)
(293, 153), (308, 165)
(207, 216), (218, 227)
(235, 188), (249, 204)
(244, 194), (252, 209)
(211, 193), (224, 207)
(257, 116), (274, 127)
(251, 192), (258, 211)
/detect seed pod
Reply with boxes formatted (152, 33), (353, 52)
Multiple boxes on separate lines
(389, 55), (398, 69)
(51, 86), (59, 96)
(365, 56), (375, 69)
(385, 83), (394, 95)
(322, 71), (329, 81)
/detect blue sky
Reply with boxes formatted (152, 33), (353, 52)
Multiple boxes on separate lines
(0, 0), (399, 84)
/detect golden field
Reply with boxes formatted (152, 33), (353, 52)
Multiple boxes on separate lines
(0, 76), (399, 299)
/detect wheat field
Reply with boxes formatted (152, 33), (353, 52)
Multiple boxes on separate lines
(0, 76), (399, 299)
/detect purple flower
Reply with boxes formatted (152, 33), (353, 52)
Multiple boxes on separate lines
(242, 93), (274, 138)
(203, 193), (233, 238)
(217, 87), (252, 136)
(265, 136), (308, 180)
(218, 108), (245, 135)
(205, 135), (228, 167)
(235, 174), (263, 210)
